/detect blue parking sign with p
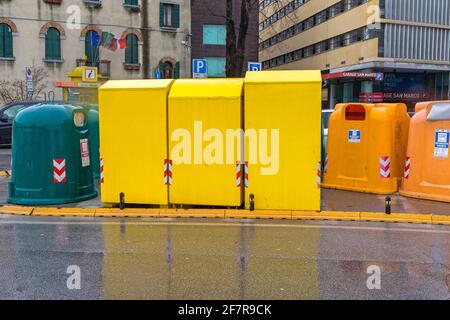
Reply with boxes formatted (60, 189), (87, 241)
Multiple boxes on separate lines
(248, 62), (262, 71)
(193, 59), (207, 78)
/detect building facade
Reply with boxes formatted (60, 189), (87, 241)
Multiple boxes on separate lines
(0, 0), (191, 100)
(259, 0), (450, 110)
(191, 0), (259, 77)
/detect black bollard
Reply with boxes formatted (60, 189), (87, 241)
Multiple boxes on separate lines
(385, 196), (391, 215)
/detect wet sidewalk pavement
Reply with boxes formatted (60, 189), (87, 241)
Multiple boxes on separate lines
(1, 148), (449, 215)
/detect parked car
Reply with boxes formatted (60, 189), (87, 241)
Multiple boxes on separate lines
(0, 101), (42, 147)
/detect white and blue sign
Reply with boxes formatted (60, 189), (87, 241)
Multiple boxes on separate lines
(193, 59), (208, 78)
(434, 129), (449, 158)
(248, 62), (262, 71)
(375, 73), (384, 81)
(348, 129), (361, 143)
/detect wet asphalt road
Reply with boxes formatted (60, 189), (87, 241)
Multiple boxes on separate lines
(0, 215), (449, 300)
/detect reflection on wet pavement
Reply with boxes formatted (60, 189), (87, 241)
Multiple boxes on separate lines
(0, 217), (449, 299)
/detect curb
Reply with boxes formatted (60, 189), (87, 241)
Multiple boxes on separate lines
(0, 205), (449, 225)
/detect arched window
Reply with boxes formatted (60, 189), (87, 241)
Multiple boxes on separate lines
(158, 59), (180, 79)
(0, 23), (13, 58)
(125, 34), (139, 65)
(45, 27), (61, 60)
(85, 30), (100, 66)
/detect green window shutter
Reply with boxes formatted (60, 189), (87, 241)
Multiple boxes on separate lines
(159, 61), (165, 78)
(173, 4), (180, 28)
(85, 31), (97, 64)
(45, 28), (61, 60)
(160, 3), (165, 27)
(125, 35), (139, 64)
(132, 36), (139, 64)
(125, 35), (131, 64)
(0, 24), (13, 58)
(174, 61), (180, 79)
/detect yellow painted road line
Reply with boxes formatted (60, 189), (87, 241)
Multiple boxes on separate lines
(225, 210), (292, 220)
(0, 205), (34, 216)
(95, 208), (160, 218)
(431, 215), (450, 225)
(360, 212), (433, 224)
(292, 211), (360, 221)
(32, 207), (95, 217)
(160, 209), (225, 219)
(0, 205), (449, 226)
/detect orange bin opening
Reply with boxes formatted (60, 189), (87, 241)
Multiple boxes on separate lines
(345, 104), (366, 121)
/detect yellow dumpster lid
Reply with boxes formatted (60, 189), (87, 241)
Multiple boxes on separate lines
(245, 70), (322, 84)
(169, 79), (244, 100)
(99, 79), (174, 91)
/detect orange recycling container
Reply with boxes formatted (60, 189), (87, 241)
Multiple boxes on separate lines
(322, 103), (410, 194)
(400, 101), (450, 202)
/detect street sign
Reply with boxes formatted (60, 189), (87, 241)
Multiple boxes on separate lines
(193, 59), (207, 78)
(25, 67), (33, 93)
(81, 66), (98, 82)
(248, 62), (262, 71)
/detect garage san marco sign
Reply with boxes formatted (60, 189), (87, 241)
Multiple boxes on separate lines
(322, 72), (384, 81)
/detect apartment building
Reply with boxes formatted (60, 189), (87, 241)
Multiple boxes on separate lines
(0, 0), (191, 100)
(191, 0), (259, 77)
(259, 0), (450, 110)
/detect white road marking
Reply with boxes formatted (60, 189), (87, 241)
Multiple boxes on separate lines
(0, 218), (449, 235)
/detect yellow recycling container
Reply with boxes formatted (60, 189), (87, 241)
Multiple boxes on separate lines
(168, 79), (244, 207)
(99, 80), (174, 205)
(400, 101), (450, 202)
(322, 103), (410, 194)
(244, 70), (322, 211)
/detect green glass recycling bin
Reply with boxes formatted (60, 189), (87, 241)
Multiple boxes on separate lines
(8, 104), (98, 205)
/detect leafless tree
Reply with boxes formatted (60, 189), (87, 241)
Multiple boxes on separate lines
(206, 0), (259, 77)
(0, 63), (49, 104)
(226, 0), (259, 77)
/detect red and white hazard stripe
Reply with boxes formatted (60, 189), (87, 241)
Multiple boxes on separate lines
(380, 156), (391, 179)
(53, 158), (66, 183)
(236, 161), (249, 188)
(244, 162), (248, 188)
(236, 162), (242, 187)
(404, 156), (411, 179)
(317, 162), (322, 187)
(164, 159), (173, 185)
(324, 154), (329, 174)
(100, 158), (104, 183)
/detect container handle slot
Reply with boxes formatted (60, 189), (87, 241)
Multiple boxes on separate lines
(427, 103), (450, 121)
(345, 104), (366, 121)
